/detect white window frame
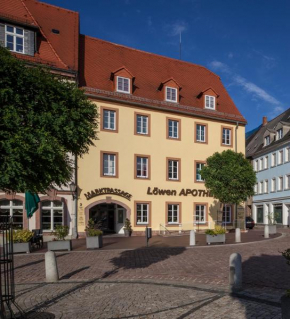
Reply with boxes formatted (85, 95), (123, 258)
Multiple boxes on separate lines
(271, 178), (276, 192)
(166, 87), (177, 103)
(264, 180), (268, 193)
(116, 76), (130, 94)
(259, 181), (264, 194)
(254, 160), (258, 172)
(103, 109), (116, 130)
(264, 156), (268, 169)
(264, 135), (270, 146)
(205, 95), (215, 110)
(271, 153), (276, 167)
(222, 205), (231, 224)
(196, 162), (205, 182)
(195, 205), (206, 224)
(41, 200), (64, 231)
(168, 160), (179, 180)
(196, 124), (206, 142)
(5, 25), (24, 54)
(259, 158), (263, 171)
(0, 199), (23, 228)
(168, 120), (179, 139)
(278, 176), (283, 191)
(286, 175), (290, 190)
(278, 150), (283, 165)
(167, 204), (179, 224)
(254, 183), (258, 194)
(286, 147), (290, 162)
(277, 129), (283, 140)
(222, 128), (231, 145)
(136, 115), (148, 135)
(136, 156), (148, 178)
(136, 203), (149, 225)
(103, 154), (116, 176)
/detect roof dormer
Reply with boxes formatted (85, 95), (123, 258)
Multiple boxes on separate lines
(198, 87), (219, 110)
(158, 78), (181, 103)
(111, 66), (134, 94)
(263, 128), (276, 146)
(275, 121), (290, 140)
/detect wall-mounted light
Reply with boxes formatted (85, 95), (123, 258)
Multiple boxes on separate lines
(69, 182), (77, 200)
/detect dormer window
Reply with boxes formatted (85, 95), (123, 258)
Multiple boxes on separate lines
(166, 87), (177, 103)
(117, 76), (130, 94)
(277, 129), (283, 140)
(5, 25), (24, 54)
(264, 135), (270, 146)
(205, 95), (215, 110)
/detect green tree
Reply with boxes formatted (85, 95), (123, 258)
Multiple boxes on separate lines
(200, 150), (256, 221)
(0, 47), (98, 193)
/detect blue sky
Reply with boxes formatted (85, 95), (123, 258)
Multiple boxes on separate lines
(45, 0), (290, 131)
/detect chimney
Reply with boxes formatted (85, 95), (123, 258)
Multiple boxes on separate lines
(262, 116), (267, 126)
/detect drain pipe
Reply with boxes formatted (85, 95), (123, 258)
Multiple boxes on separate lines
(235, 122), (239, 228)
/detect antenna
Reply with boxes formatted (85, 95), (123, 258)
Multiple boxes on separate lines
(179, 32), (182, 60)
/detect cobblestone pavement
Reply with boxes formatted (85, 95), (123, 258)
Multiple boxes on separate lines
(12, 281), (281, 319)
(10, 230), (290, 318)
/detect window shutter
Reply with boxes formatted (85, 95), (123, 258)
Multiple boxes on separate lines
(0, 24), (5, 47)
(24, 30), (35, 56)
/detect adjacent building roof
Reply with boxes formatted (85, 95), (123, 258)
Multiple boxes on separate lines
(79, 35), (246, 124)
(0, 0), (79, 72)
(246, 108), (290, 158)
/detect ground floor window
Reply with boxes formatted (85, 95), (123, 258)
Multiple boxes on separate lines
(41, 200), (63, 231)
(195, 204), (206, 223)
(0, 199), (23, 229)
(257, 206), (264, 223)
(136, 203), (149, 225)
(222, 205), (231, 224)
(274, 205), (283, 224)
(167, 203), (179, 224)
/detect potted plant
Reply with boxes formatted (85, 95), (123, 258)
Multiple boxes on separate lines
(85, 218), (103, 249)
(124, 218), (132, 237)
(267, 212), (277, 234)
(205, 226), (226, 245)
(281, 249), (290, 318)
(47, 225), (72, 251)
(13, 229), (33, 253)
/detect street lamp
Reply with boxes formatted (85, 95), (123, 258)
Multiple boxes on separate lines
(69, 181), (77, 200)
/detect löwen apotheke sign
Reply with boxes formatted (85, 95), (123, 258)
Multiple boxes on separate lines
(84, 187), (212, 201)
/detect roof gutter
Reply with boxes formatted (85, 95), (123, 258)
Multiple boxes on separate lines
(86, 93), (247, 126)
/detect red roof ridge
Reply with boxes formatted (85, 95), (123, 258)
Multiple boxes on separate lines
(32, 0), (79, 15)
(81, 34), (221, 80)
(20, 0), (38, 26)
(21, 0), (69, 70)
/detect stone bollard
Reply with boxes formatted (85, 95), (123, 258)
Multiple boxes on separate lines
(45, 251), (59, 282)
(190, 230), (196, 246)
(264, 225), (269, 239)
(235, 228), (241, 243)
(229, 253), (242, 292)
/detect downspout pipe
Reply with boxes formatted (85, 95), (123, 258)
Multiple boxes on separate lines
(235, 122), (239, 228)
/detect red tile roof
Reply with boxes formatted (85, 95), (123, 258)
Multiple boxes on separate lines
(1, 0), (79, 72)
(79, 35), (246, 124)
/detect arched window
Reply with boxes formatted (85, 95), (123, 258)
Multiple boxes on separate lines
(0, 199), (23, 229)
(41, 200), (63, 231)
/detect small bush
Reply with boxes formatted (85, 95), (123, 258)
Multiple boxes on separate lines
(85, 218), (103, 237)
(205, 225), (226, 236)
(124, 218), (132, 231)
(54, 225), (69, 240)
(13, 229), (33, 243)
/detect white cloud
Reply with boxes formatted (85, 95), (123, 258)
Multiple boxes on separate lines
(209, 61), (231, 75)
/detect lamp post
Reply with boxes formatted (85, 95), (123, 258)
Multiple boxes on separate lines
(69, 181), (78, 238)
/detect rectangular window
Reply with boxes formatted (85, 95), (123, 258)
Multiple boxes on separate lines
(278, 176), (283, 191)
(286, 175), (290, 190)
(196, 124), (206, 143)
(136, 203), (149, 224)
(167, 204), (179, 224)
(168, 119), (179, 139)
(117, 76), (130, 93)
(41, 201), (63, 231)
(195, 204), (206, 224)
(166, 87), (177, 102)
(264, 180), (268, 193)
(271, 178), (276, 192)
(101, 152), (118, 177)
(278, 150), (283, 165)
(255, 160), (258, 172)
(286, 147), (290, 162)
(257, 206), (264, 224)
(136, 156), (149, 179)
(259, 158), (263, 171)
(195, 162), (205, 182)
(222, 205), (231, 224)
(274, 205), (283, 224)
(277, 129), (283, 140)
(167, 159), (180, 181)
(264, 135), (270, 146)
(271, 153), (276, 167)
(5, 25), (24, 53)
(136, 114), (149, 135)
(254, 183), (258, 194)
(259, 181), (263, 194)
(103, 109), (116, 130)
(264, 156), (268, 169)
(205, 95), (215, 109)
(222, 127), (232, 146)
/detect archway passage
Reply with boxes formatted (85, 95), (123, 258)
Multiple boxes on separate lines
(89, 203), (127, 234)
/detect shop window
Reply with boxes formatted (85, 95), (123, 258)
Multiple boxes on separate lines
(41, 200), (63, 231)
(257, 206), (264, 223)
(136, 203), (149, 225)
(274, 205), (283, 224)
(0, 199), (23, 229)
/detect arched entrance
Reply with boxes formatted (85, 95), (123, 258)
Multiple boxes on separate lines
(85, 199), (131, 235)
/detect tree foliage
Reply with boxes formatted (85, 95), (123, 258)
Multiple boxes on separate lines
(0, 47), (98, 193)
(200, 150), (256, 206)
